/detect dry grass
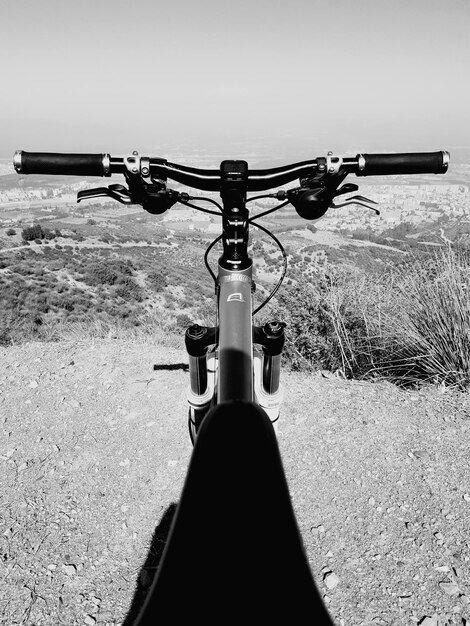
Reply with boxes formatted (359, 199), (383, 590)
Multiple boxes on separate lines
(381, 246), (470, 388)
(319, 245), (470, 389)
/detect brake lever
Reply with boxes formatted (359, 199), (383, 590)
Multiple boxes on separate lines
(332, 195), (380, 215)
(77, 184), (133, 204)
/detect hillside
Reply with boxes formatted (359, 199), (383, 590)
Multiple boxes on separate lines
(2, 198), (469, 349)
(1, 339), (470, 625)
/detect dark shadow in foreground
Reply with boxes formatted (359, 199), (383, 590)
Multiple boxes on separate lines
(152, 363), (189, 372)
(126, 399), (335, 624)
(122, 504), (177, 626)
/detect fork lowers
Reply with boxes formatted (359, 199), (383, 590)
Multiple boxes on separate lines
(185, 324), (217, 395)
(253, 321), (286, 394)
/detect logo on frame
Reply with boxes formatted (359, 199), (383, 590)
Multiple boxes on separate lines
(227, 293), (245, 302)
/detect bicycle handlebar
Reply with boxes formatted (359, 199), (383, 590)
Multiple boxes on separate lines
(13, 150), (450, 192)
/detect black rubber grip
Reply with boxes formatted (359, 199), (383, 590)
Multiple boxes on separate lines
(356, 151), (449, 177)
(16, 151), (106, 176)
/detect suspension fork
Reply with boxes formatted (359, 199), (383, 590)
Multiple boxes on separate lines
(253, 322), (286, 429)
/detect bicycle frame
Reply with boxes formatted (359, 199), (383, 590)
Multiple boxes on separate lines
(185, 160), (286, 441)
(217, 263), (254, 403)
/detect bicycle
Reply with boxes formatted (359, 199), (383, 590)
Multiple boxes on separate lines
(13, 149), (450, 623)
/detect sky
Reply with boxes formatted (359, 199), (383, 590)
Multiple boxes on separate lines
(1, 0), (469, 163)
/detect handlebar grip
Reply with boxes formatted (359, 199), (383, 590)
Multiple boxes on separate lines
(13, 151), (110, 176)
(356, 151), (450, 177)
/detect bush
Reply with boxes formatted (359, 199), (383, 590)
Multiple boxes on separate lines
(261, 266), (391, 377)
(6, 228), (16, 236)
(381, 246), (470, 389)
(147, 269), (167, 292)
(21, 224), (55, 241)
(174, 312), (193, 331)
(83, 259), (134, 287)
(22, 224), (44, 241)
(114, 277), (142, 302)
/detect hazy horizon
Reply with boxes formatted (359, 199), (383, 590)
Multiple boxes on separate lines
(1, 0), (469, 160)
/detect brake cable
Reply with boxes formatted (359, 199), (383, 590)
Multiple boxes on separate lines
(185, 194), (289, 313)
(248, 200), (290, 221)
(204, 234), (223, 284)
(178, 194), (223, 215)
(249, 220), (288, 315)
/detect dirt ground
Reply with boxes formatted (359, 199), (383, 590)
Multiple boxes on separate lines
(1, 339), (470, 625)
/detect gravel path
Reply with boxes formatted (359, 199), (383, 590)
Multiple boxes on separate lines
(1, 340), (470, 625)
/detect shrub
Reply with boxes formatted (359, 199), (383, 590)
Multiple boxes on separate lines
(83, 259), (134, 287)
(380, 246), (470, 389)
(147, 269), (168, 292)
(6, 228), (16, 236)
(22, 224), (44, 241)
(114, 277), (142, 302)
(261, 266), (390, 377)
(174, 312), (193, 331)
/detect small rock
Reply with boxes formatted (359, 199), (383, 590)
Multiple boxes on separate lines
(463, 494), (470, 502)
(419, 616), (439, 626)
(29, 380), (38, 388)
(439, 581), (460, 596)
(368, 497), (375, 505)
(459, 594), (470, 605)
(18, 462), (28, 472)
(434, 565), (450, 572)
(63, 564), (77, 576)
(412, 449), (430, 460)
(310, 524), (325, 536)
(84, 616), (96, 625)
(324, 572), (340, 589)
(47, 564), (57, 570)
(119, 459), (130, 467)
